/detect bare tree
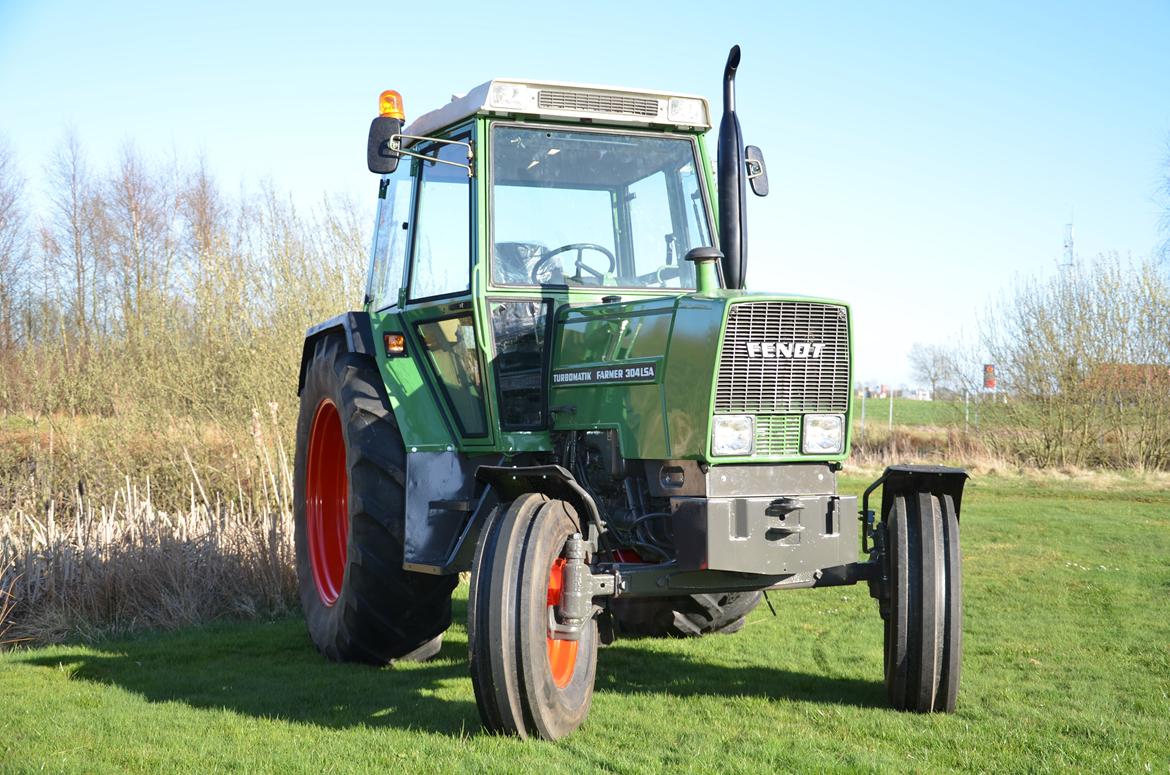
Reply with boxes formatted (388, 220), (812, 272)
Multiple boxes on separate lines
(982, 252), (1170, 468)
(42, 130), (103, 341)
(2, 132), (368, 422)
(181, 156), (226, 263)
(104, 143), (179, 340)
(0, 137), (27, 355)
(907, 342), (953, 396)
(1160, 136), (1170, 261)
(44, 130), (89, 330)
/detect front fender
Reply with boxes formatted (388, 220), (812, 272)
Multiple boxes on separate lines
(866, 464), (969, 523)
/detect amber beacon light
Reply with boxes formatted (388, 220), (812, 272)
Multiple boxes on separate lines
(379, 90), (405, 120)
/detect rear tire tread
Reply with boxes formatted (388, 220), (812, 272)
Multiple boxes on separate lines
(611, 590), (763, 638)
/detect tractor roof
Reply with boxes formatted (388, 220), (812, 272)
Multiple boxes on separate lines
(403, 79), (712, 139)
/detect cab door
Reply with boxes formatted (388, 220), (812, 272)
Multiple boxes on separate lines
(398, 126), (495, 448)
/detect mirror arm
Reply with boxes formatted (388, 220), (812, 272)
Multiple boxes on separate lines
(389, 135), (475, 177)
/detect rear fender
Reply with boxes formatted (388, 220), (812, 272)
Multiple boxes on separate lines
(298, 312), (376, 395)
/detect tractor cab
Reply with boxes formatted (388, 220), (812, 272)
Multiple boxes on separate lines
(363, 80), (725, 452)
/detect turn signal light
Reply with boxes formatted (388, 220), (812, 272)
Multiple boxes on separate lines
(384, 332), (406, 357)
(379, 90), (405, 120)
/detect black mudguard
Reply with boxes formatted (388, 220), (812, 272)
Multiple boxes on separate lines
(863, 464), (968, 603)
(871, 464), (969, 524)
(297, 311), (376, 395)
(475, 465), (604, 537)
(403, 464), (603, 576)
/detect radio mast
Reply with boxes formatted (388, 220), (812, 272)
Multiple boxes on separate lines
(1061, 221), (1075, 269)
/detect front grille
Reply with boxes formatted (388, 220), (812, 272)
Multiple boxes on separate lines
(754, 415), (802, 456)
(716, 301), (850, 414)
(537, 90), (659, 118)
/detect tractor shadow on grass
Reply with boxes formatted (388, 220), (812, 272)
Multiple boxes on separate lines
(16, 599), (885, 736)
(595, 642), (887, 709)
(16, 613), (480, 737)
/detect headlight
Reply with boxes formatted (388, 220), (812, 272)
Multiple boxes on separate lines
(667, 97), (707, 126)
(712, 415), (754, 456)
(802, 414), (845, 455)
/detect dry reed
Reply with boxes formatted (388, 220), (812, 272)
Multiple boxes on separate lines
(0, 418), (297, 646)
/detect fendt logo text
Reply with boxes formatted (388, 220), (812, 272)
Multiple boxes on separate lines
(744, 341), (825, 359)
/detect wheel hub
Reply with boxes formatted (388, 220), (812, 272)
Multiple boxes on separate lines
(546, 557), (579, 688)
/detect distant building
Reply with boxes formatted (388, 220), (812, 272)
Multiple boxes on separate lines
(854, 384), (901, 399)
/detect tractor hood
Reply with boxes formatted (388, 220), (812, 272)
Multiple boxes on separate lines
(548, 291), (853, 463)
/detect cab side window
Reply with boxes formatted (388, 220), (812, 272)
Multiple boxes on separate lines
(409, 141), (472, 300)
(367, 164), (414, 309)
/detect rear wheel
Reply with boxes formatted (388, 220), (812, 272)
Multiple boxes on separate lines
(882, 490), (962, 712)
(294, 333), (456, 664)
(469, 494), (598, 740)
(609, 591), (763, 638)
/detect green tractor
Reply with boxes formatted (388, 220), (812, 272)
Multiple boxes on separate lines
(294, 46), (966, 740)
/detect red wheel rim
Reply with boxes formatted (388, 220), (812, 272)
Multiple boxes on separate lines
(306, 399), (348, 606)
(546, 557), (579, 689)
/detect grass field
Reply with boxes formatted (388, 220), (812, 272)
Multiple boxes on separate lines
(852, 397), (972, 429)
(2, 475), (1168, 774)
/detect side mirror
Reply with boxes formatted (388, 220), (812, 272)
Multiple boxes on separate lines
(367, 116), (404, 174)
(745, 145), (769, 197)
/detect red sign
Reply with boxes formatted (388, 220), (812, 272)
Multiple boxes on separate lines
(983, 364), (997, 390)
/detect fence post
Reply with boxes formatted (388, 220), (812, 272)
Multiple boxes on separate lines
(964, 390), (969, 434)
(860, 392), (866, 439)
(888, 392), (894, 431)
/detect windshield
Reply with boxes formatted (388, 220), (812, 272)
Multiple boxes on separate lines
(491, 125), (713, 289)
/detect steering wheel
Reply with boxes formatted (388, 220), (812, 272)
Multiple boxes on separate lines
(530, 243), (617, 285)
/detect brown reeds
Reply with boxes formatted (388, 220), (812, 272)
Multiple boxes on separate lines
(848, 425), (1010, 472)
(0, 136), (358, 646)
(0, 572), (20, 645)
(0, 415), (297, 646)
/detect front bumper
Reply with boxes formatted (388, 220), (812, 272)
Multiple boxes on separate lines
(671, 493), (859, 575)
(642, 461), (859, 576)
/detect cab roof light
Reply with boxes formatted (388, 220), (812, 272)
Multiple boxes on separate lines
(379, 90), (405, 121)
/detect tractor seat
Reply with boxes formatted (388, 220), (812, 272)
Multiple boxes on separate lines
(493, 241), (563, 285)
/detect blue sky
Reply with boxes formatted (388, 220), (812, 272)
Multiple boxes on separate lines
(2, 0), (1168, 385)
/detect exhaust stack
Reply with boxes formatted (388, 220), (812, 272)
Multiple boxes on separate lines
(717, 45), (747, 290)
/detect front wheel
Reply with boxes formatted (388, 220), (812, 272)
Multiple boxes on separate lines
(468, 494), (598, 740)
(881, 490), (962, 712)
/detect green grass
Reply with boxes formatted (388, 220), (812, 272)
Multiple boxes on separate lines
(853, 397), (972, 429)
(2, 476), (1169, 773)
